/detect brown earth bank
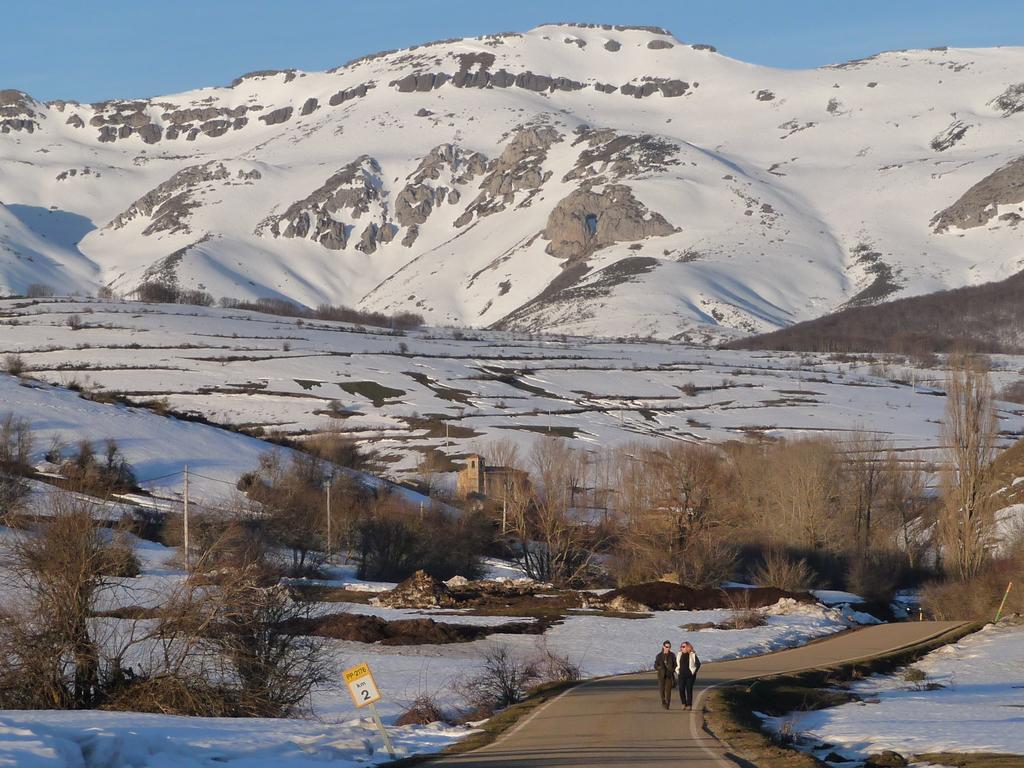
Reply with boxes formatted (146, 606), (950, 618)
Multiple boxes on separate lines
(282, 612), (549, 645)
(600, 581), (817, 611)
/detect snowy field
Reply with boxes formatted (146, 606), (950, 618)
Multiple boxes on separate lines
(0, 521), (870, 768)
(763, 621), (1024, 763)
(4, 298), (1024, 483)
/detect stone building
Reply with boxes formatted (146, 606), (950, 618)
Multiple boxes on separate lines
(455, 454), (529, 502)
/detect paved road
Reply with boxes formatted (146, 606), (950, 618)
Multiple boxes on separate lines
(428, 621), (966, 768)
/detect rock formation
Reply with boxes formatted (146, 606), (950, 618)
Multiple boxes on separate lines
(543, 185), (678, 260)
(932, 156), (1024, 232)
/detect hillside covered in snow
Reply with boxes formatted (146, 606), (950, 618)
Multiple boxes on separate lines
(2, 23), (1023, 341)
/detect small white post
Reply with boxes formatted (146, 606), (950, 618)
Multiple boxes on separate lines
(369, 702), (395, 758)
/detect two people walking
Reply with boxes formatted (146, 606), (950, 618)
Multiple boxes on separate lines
(654, 640), (701, 710)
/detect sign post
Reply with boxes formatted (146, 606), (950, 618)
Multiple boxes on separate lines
(344, 662), (394, 758)
(995, 581), (1013, 623)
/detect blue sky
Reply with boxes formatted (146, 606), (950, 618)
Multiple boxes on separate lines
(6, 0), (1022, 102)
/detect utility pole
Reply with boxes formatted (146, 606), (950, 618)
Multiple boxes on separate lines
(183, 465), (190, 570)
(325, 477), (332, 561)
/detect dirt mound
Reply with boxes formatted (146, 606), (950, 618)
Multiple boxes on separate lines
(284, 612), (546, 645)
(600, 582), (815, 611)
(372, 569), (457, 609)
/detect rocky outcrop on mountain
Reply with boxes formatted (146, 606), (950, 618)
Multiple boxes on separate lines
(990, 83), (1024, 116)
(620, 78), (690, 99)
(88, 100), (161, 143)
(300, 97), (319, 116)
(109, 162), (232, 235)
(543, 185), (678, 260)
(394, 144), (487, 231)
(932, 156), (1024, 232)
(931, 120), (970, 152)
(259, 106), (293, 126)
(647, 39), (674, 50)
(389, 65), (584, 94)
(565, 129), (679, 182)
(457, 125), (561, 224)
(271, 156), (391, 250)
(230, 69), (296, 87)
(86, 101), (258, 144)
(328, 83), (374, 106)
(0, 90), (41, 133)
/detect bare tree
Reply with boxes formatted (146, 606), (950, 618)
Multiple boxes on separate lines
(611, 442), (736, 586)
(505, 439), (602, 586)
(939, 357), (999, 581)
(763, 438), (843, 551)
(842, 432), (892, 557)
(240, 450), (328, 576)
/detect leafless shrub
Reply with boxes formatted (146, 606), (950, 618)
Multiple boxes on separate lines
(66, 314), (84, 330)
(750, 551), (818, 591)
(304, 429), (372, 471)
(533, 641), (582, 683)
(676, 532), (738, 588)
(921, 565), (1021, 620)
(215, 296), (423, 329)
(139, 532), (332, 717)
(457, 645), (540, 715)
(722, 590), (768, 629)
(0, 412), (32, 472)
(0, 494), (138, 709)
(44, 434), (64, 463)
(99, 529), (142, 577)
(2, 353), (26, 376)
(396, 693), (449, 726)
(354, 496), (489, 581)
(60, 438), (136, 495)
(238, 450), (330, 577)
(845, 549), (906, 603)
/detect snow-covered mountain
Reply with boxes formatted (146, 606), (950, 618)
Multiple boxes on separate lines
(1, 24), (1023, 341)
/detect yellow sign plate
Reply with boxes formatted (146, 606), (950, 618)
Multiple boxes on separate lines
(343, 662), (382, 708)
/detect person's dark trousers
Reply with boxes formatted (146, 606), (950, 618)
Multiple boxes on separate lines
(678, 673), (695, 708)
(659, 676), (674, 707)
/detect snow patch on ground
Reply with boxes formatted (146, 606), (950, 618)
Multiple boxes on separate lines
(763, 621), (1024, 761)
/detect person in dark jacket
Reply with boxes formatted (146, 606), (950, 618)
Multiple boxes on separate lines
(654, 640), (676, 709)
(676, 641), (701, 710)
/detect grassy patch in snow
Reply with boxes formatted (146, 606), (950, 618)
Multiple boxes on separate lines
(338, 380), (406, 406)
(496, 424), (583, 439)
(702, 622), (982, 768)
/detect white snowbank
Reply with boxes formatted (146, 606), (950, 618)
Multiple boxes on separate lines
(763, 621), (1024, 760)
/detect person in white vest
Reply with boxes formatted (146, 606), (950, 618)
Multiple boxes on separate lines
(676, 640), (701, 710)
